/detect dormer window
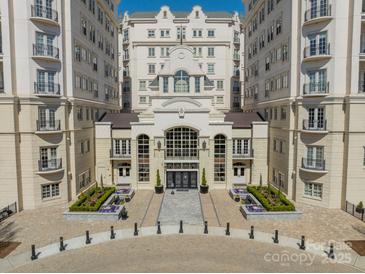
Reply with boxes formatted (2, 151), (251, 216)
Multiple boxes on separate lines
(163, 11), (167, 18)
(174, 70), (189, 93)
(195, 11), (199, 18)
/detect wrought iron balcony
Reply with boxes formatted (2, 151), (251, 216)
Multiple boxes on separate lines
(33, 44), (59, 59)
(304, 5), (332, 23)
(303, 82), (329, 96)
(303, 120), (327, 132)
(302, 158), (326, 171)
(36, 120), (61, 132)
(38, 158), (62, 172)
(34, 82), (60, 96)
(31, 5), (59, 23)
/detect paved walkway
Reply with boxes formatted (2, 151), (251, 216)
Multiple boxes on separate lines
(158, 190), (203, 225)
(1, 227), (363, 273)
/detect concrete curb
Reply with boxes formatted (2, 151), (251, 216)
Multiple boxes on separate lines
(0, 225), (363, 272)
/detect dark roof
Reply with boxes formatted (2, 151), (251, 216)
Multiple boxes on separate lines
(225, 112), (264, 129)
(99, 112), (139, 129)
(129, 11), (233, 19)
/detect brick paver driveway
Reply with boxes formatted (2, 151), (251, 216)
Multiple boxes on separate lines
(11, 236), (359, 273)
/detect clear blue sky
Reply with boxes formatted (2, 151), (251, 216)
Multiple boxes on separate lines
(118, 0), (245, 15)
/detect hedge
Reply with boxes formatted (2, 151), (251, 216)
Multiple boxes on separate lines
(247, 186), (295, 212)
(69, 187), (116, 212)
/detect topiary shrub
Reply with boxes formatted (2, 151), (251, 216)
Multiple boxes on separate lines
(201, 168), (207, 186)
(156, 169), (161, 187)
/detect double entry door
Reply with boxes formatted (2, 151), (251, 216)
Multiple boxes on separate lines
(166, 171), (198, 189)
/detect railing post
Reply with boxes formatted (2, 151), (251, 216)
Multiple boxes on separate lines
(59, 237), (65, 252)
(299, 236), (306, 250)
(31, 245), (38, 260)
(157, 221), (161, 235)
(226, 222), (230, 236)
(179, 220), (183, 234)
(249, 226), (254, 239)
(134, 223), (138, 236)
(110, 226), (115, 240)
(85, 230), (91, 244)
(204, 221), (208, 234)
(273, 230), (279, 244)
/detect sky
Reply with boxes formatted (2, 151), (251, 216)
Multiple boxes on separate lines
(118, 0), (245, 16)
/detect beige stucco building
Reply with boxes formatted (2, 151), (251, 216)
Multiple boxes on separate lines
(0, 0), (120, 210)
(243, 0), (365, 208)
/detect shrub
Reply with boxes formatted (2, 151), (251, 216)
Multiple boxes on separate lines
(201, 168), (207, 186)
(357, 201), (364, 210)
(247, 186), (295, 212)
(69, 187), (116, 212)
(156, 170), (162, 187)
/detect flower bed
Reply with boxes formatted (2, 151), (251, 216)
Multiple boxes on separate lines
(247, 186), (295, 212)
(69, 187), (116, 212)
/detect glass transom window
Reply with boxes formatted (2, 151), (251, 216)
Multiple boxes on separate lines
(166, 127), (198, 159)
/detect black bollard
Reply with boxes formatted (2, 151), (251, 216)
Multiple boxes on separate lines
(86, 230), (91, 244)
(110, 226), (115, 240)
(299, 236), (306, 250)
(328, 243), (335, 259)
(157, 221), (161, 235)
(59, 237), (65, 252)
(249, 226), (254, 239)
(273, 230), (279, 244)
(179, 220), (183, 234)
(226, 222), (230, 236)
(134, 223), (138, 236)
(31, 244), (38, 260)
(204, 221), (208, 234)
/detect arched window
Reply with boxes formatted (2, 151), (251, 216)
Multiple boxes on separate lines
(137, 135), (149, 182)
(174, 70), (190, 93)
(166, 127), (198, 159)
(214, 134), (226, 182)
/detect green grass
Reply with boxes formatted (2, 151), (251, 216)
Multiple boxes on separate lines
(247, 186), (295, 212)
(69, 187), (116, 212)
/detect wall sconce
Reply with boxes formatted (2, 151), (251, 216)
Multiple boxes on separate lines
(202, 141), (207, 150)
(157, 141), (162, 150)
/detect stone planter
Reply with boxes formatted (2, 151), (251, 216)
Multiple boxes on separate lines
(356, 207), (364, 214)
(155, 185), (164, 194)
(200, 185), (209, 194)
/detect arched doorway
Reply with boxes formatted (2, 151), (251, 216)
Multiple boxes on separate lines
(165, 127), (199, 189)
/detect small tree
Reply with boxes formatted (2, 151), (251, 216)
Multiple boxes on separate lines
(201, 168), (207, 186)
(156, 169), (161, 187)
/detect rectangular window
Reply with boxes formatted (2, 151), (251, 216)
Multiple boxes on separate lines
(217, 80), (224, 90)
(304, 182), (323, 199)
(148, 64), (156, 74)
(139, 80), (147, 91)
(208, 47), (215, 57)
(163, 77), (169, 93)
(195, 77), (200, 93)
(193, 29), (202, 37)
(207, 29), (215, 37)
(148, 30), (155, 38)
(207, 64), (215, 74)
(41, 183), (60, 199)
(140, 96), (147, 104)
(148, 47), (155, 57)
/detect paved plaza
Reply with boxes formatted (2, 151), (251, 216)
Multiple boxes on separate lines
(10, 236), (359, 273)
(158, 190), (203, 225)
(1, 190), (365, 272)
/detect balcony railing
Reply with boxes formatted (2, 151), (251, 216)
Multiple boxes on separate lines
(33, 44), (59, 59)
(110, 150), (131, 159)
(34, 82), (60, 96)
(304, 5), (331, 22)
(303, 120), (327, 131)
(233, 150), (253, 159)
(303, 82), (329, 95)
(36, 120), (61, 132)
(38, 158), (62, 172)
(233, 54), (240, 61)
(165, 155), (199, 161)
(302, 158), (326, 171)
(31, 5), (58, 22)
(304, 44), (330, 59)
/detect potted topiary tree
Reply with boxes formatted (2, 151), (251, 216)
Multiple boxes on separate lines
(200, 168), (209, 194)
(155, 169), (164, 194)
(356, 201), (364, 214)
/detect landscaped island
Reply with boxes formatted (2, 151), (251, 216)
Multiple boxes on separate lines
(69, 186), (116, 212)
(247, 186), (295, 212)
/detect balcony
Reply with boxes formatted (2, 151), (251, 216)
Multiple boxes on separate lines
(233, 150), (254, 160)
(233, 54), (240, 61)
(30, 5), (59, 26)
(304, 6), (332, 26)
(303, 82), (329, 97)
(300, 158), (327, 173)
(32, 44), (60, 62)
(110, 150), (131, 160)
(37, 159), (63, 174)
(34, 82), (61, 97)
(303, 44), (331, 62)
(36, 120), (61, 133)
(165, 155), (199, 162)
(302, 120), (328, 133)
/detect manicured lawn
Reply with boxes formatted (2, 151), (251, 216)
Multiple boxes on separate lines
(247, 186), (295, 212)
(69, 186), (116, 212)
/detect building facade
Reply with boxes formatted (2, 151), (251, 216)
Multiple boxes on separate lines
(243, 0), (365, 208)
(96, 45), (269, 191)
(0, 0), (120, 210)
(120, 5), (245, 112)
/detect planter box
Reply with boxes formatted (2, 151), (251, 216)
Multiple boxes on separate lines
(64, 205), (125, 221)
(229, 188), (249, 202)
(200, 185), (209, 194)
(115, 188), (135, 201)
(240, 205), (302, 220)
(155, 186), (164, 194)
